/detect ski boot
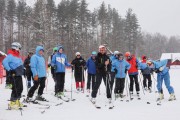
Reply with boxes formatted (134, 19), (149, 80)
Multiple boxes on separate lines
(157, 93), (164, 101)
(168, 93), (176, 101)
(5, 84), (12, 89)
(115, 94), (120, 98)
(90, 98), (96, 104)
(56, 92), (69, 102)
(36, 95), (47, 101)
(8, 101), (18, 110)
(120, 93), (126, 98)
(15, 99), (27, 107)
(148, 87), (152, 93)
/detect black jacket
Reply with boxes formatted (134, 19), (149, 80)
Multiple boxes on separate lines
(24, 57), (32, 76)
(95, 53), (111, 74)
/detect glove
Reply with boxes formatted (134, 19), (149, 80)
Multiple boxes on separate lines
(48, 64), (51, 68)
(71, 65), (74, 71)
(33, 75), (38, 81)
(154, 69), (161, 73)
(114, 68), (117, 74)
(9, 70), (16, 76)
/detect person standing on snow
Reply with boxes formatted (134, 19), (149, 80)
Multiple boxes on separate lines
(125, 52), (140, 97)
(91, 45), (112, 103)
(86, 51), (97, 94)
(51, 46), (71, 99)
(26, 46), (47, 102)
(24, 52), (33, 88)
(147, 59), (176, 101)
(112, 53), (131, 98)
(140, 55), (152, 91)
(110, 51), (120, 94)
(71, 52), (86, 92)
(3, 42), (25, 109)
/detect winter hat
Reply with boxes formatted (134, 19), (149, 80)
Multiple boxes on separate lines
(114, 51), (120, 55)
(125, 52), (131, 57)
(76, 52), (81, 56)
(92, 51), (97, 55)
(53, 47), (58, 52)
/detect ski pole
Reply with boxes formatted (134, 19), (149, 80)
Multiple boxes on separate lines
(139, 72), (145, 95)
(82, 66), (85, 93)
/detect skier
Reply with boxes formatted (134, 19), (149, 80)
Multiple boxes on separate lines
(112, 53), (131, 98)
(48, 47), (58, 81)
(24, 52), (33, 88)
(125, 52), (140, 97)
(86, 51), (97, 94)
(2, 42), (25, 109)
(147, 59), (176, 101)
(110, 51), (120, 93)
(26, 46), (47, 102)
(71, 52), (86, 92)
(91, 45), (112, 104)
(51, 45), (71, 99)
(140, 55), (152, 91)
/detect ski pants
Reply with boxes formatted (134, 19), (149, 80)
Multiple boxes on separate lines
(91, 72), (112, 98)
(157, 72), (174, 94)
(110, 72), (115, 92)
(114, 78), (125, 94)
(28, 77), (46, 97)
(129, 74), (140, 93)
(11, 76), (23, 101)
(87, 73), (96, 90)
(143, 74), (152, 88)
(55, 72), (65, 93)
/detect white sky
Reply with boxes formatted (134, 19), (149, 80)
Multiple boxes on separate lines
(25, 0), (180, 37)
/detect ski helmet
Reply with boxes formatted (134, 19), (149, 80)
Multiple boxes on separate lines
(114, 51), (120, 55)
(125, 52), (131, 57)
(53, 47), (58, 52)
(11, 42), (22, 51)
(75, 52), (81, 56)
(92, 51), (97, 55)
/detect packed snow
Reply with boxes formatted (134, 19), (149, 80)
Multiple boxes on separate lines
(0, 68), (180, 120)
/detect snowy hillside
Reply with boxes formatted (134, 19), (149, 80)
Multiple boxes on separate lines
(0, 68), (180, 120)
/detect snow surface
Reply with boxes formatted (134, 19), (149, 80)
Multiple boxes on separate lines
(0, 69), (180, 120)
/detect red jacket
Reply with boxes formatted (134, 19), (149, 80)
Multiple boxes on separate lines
(126, 55), (138, 75)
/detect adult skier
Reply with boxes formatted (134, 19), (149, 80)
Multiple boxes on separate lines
(3, 42), (24, 109)
(110, 51), (120, 93)
(24, 52), (33, 88)
(26, 46), (47, 102)
(71, 52), (86, 92)
(112, 53), (131, 98)
(125, 52), (140, 97)
(51, 45), (71, 99)
(91, 45), (112, 104)
(86, 51), (97, 94)
(147, 59), (176, 101)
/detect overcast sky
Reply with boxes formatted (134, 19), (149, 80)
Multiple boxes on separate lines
(26, 0), (180, 37)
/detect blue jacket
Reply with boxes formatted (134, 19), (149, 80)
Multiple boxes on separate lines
(2, 51), (24, 76)
(30, 46), (46, 78)
(112, 60), (131, 78)
(138, 62), (151, 75)
(51, 50), (71, 73)
(110, 55), (118, 72)
(86, 57), (96, 74)
(152, 59), (169, 75)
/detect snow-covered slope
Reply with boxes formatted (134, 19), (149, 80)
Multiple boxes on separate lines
(0, 69), (179, 120)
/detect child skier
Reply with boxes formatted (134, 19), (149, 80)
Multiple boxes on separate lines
(112, 53), (131, 98)
(147, 59), (176, 101)
(71, 52), (86, 92)
(3, 42), (25, 109)
(51, 46), (71, 99)
(86, 51), (97, 94)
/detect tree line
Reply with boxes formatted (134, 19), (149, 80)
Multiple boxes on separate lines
(0, 0), (179, 60)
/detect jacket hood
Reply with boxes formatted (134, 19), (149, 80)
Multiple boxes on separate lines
(36, 46), (44, 56)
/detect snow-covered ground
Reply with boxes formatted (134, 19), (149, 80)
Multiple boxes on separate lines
(0, 68), (180, 120)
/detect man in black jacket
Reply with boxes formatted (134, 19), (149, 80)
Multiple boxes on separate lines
(24, 52), (33, 88)
(91, 45), (111, 103)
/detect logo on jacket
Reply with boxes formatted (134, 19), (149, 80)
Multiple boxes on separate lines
(56, 57), (65, 65)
